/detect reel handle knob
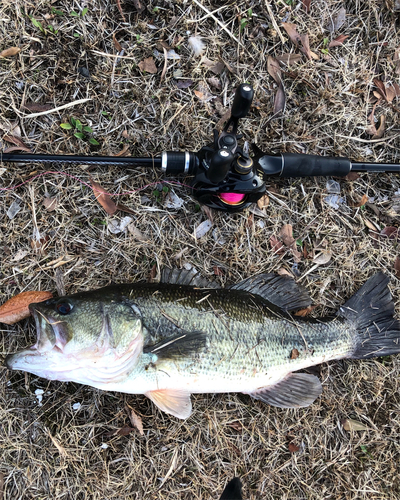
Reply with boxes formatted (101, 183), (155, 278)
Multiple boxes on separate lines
(231, 84), (254, 119)
(207, 149), (235, 183)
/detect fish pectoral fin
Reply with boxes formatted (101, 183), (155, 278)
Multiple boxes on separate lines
(247, 373), (322, 409)
(143, 331), (207, 361)
(146, 389), (192, 419)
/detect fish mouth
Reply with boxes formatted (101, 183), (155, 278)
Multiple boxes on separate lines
(5, 305), (67, 372)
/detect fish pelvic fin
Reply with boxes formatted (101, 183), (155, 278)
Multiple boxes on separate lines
(338, 273), (400, 359)
(246, 373), (323, 409)
(229, 274), (312, 311)
(219, 477), (243, 500)
(146, 389), (192, 419)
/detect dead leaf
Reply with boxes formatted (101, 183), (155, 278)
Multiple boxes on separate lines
(112, 33), (122, 52)
(281, 23), (319, 60)
(3, 145), (32, 153)
(228, 421), (244, 432)
(295, 305), (318, 317)
(31, 234), (49, 255)
(380, 227), (400, 240)
(175, 79), (193, 89)
(288, 442), (300, 453)
(328, 7), (346, 32)
(279, 224), (295, 246)
(43, 196), (58, 211)
(344, 172), (360, 181)
(90, 178), (118, 215)
(312, 251), (332, 265)
(194, 219), (213, 239)
(267, 56), (282, 84)
(213, 266), (224, 276)
(22, 102), (53, 112)
(274, 84), (286, 115)
(115, 203), (135, 215)
(351, 194), (369, 208)
(275, 53), (303, 65)
(113, 144), (130, 156)
(0, 290), (53, 325)
(328, 35), (349, 48)
(342, 418), (370, 432)
(302, 0), (311, 13)
(127, 223), (147, 241)
(372, 115), (386, 140)
(394, 256), (400, 278)
(106, 426), (135, 437)
(0, 46), (21, 57)
(202, 58), (225, 75)
(138, 57), (157, 74)
(290, 348), (299, 359)
(149, 264), (157, 282)
(127, 407), (144, 436)
(363, 218), (380, 231)
(207, 77), (221, 89)
(373, 79), (400, 103)
(257, 194), (270, 210)
(132, 0), (145, 14)
(270, 235), (284, 254)
(3, 134), (32, 152)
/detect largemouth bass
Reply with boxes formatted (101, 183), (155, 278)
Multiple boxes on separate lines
(5, 270), (400, 419)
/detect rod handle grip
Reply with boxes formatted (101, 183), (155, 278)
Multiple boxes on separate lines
(281, 153), (351, 177)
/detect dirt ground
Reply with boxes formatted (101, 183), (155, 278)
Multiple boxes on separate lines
(1, 0), (400, 498)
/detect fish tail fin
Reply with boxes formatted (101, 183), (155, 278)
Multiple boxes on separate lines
(338, 273), (400, 359)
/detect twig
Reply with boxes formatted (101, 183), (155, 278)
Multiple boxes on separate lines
(16, 98), (91, 119)
(192, 0), (243, 47)
(91, 49), (137, 62)
(115, 0), (126, 22)
(187, 5), (227, 23)
(265, 2), (286, 44)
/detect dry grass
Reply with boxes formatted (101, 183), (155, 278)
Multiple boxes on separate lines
(1, 0), (400, 498)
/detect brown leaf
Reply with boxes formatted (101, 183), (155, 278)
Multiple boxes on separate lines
(275, 53), (303, 65)
(267, 56), (281, 84)
(371, 115), (386, 140)
(352, 194), (369, 208)
(274, 84), (286, 115)
(3, 134), (32, 152)
(113, 144), (130, 157)
(380, 227), (400, 240)
(115, 203), (135, 215)
(43, 196), (58, 211)
(294, 305), (318, 317)
(0, 290), (53, 325)
(270, 235), (284, 254)
(31, 235), (50, 255)
(328, 34), (349, 48)
(313, 251), (332, 265)
(257, 194), (270, 210)
(290, 348), (299, 359)
(279, 224), (295, 246)
(138, 57), (157, 74)
(0, 46), (21, 57)
(228, 421), (244, 432)
(22, 102), (53, 112)
(344, 172), (360, 181)
(302, 0), (311, 13)
(112, 33), (122, 52)
(213, 266), (224, 276)
(149, 264), (157, 282)
(281, 23), (319, 60)
(288, 442), (300, 453)
(342, 418), (370, 432)
(132, 0), (145, 14)
(328, 7), (346, 32)
(90, 178), (118, 215)
(126, 405), (144, 435)
(395, 256), (400, 278)
(3, 145), (32, 153)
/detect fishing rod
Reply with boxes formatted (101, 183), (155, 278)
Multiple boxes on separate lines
(1, 83), (400, 212)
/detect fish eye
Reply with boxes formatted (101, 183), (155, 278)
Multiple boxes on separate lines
(56, 302), (73, 315)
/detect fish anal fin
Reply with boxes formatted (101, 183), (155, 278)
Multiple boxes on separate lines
(246, 373), (322, 409)
(230, 274), (312, 311)
(146, 389), (192, 419)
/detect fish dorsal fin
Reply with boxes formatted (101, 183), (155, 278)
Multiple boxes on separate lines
(247, 373), (322, 408)
(161, 267), (219, 288)
(146, 389), (192, 419)
(143, 331), (208, 360)
(230, 274), (312, 311)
